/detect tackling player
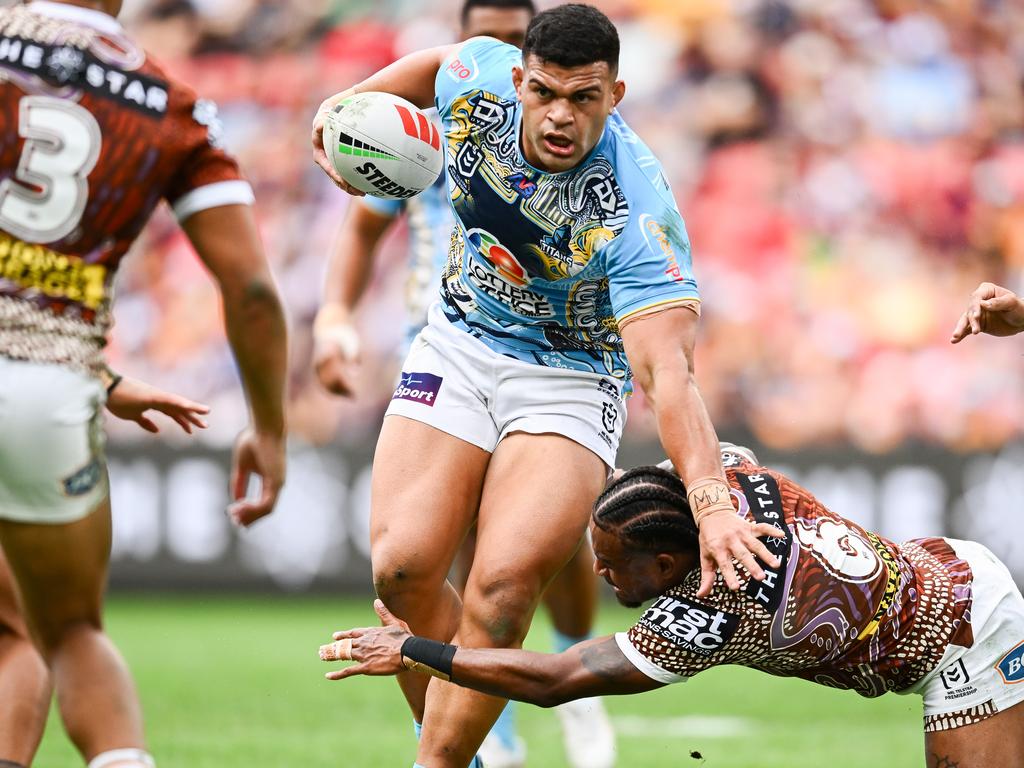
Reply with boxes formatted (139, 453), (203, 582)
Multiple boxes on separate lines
(951, 282), (1024, 341)
(324, 445), (1024, 768)
(0, 2), (288, 767)
(312, 5), (780, 767)
(313, 1), (613, 765)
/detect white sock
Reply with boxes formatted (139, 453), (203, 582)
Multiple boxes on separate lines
(87, 748), (156, 768)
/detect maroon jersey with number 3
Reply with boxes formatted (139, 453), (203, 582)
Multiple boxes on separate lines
(0, 1), (253, 372)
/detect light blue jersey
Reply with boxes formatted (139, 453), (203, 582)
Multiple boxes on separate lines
(434, 38), (700, 383)
(362, 143), (452, 346)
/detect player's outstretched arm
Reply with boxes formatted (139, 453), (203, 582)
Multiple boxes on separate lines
(320, 601), (662, 706)
(950, 282), (1024, 342)
(312, 44), (457, 190)
(621, 307), (783, 598)
(182, 204), (288, 527)
(314, 204), (396, 397)
(104, 371), (210, 435)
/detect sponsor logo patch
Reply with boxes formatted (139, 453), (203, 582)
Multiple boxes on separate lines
(997, 640), (1024, 684)
(735, 472), (790, 613)
(0, 233), (107, 309)
(0, 35), (169, 117)
(638, 214), (686, 283)
(939, 659), (978, 700)
(393, 372), (442, 406)
(638, 595), (739, 656)
(62, 458), (101, 497)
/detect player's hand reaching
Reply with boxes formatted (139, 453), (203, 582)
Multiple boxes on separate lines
(320, 599), (411, 680)
(950, 282), (1024, 342)
(312, 89), (366, 196)
(313, 305), (361, 397)
(105, 376), (210, 435)
(228, 427), (286, 527)
(696, 509), (785, 598)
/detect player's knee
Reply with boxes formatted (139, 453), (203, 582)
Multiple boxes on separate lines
(31, 615), (102, 660)
(370, 548), (436, 606)
(463, 576), (538, 647)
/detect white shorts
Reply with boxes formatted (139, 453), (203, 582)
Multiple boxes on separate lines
(0, 358), (108, 524)
(384, 305), (627, 467)
(903, 539), (1024, 729)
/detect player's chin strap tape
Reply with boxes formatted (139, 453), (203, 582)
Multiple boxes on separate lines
(401, 636), (457, 683)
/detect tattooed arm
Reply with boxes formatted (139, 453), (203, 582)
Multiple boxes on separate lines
(322, 601), (663, 707)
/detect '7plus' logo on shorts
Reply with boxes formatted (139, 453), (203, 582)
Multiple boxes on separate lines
(393, 372), (443, 407)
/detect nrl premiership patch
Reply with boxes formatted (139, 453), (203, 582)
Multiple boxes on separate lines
(637, 595), (740, 657)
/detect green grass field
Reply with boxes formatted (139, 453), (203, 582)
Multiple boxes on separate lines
(34, 596), (924, 767)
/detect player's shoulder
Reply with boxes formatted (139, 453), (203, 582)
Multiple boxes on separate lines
(437, 37), (519, 107)
(599, 111), (675, 204)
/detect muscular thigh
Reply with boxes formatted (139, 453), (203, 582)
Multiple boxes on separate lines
(370, 416), (490, 585)
(468, 432), (605, 599)
(0, 495), (112, 645)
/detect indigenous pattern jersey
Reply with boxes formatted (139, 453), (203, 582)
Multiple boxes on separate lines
(434, 38), (699, 381)
(0, 2), (253, 373)
(361, 140), (452, 347)
(617, 453), (975, 696)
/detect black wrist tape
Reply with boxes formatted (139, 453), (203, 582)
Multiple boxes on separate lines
(400, 636), (457, 682)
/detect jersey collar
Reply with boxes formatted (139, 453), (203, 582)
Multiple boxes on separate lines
(28, 1), (125, 36)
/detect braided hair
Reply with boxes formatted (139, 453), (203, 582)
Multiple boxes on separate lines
(593, 466), (698, 554)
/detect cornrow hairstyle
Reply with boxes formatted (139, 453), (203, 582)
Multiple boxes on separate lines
(593, 466), (698, 555)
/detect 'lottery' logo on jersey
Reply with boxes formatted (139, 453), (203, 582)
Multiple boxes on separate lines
(393, 372), (443, 407)
(638, 595), (739, 656)
(997, 641), (1024, 684)
(468, 229), (529, 286)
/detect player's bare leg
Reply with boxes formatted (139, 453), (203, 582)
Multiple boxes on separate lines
(542, 537), (597, 639)
(370, 416), (489, 723)
(0, 495), (146, 762)
(924, 702), (1024, 768)
(0, 548), (50, 766)
(417, 432), (606, 768)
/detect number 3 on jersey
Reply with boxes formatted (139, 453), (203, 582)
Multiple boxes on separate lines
(0, 96), (102, 244)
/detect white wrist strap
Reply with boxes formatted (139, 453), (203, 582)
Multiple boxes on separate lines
(87, 749), (156, 768)
(315, 323), (360, 360)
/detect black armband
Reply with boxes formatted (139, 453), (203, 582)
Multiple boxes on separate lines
(400, 636), (458, 682)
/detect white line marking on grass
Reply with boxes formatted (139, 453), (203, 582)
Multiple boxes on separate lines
(611, 715), (755, 739)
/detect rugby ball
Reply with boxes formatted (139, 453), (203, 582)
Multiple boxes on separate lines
(322, 92), (444, 200)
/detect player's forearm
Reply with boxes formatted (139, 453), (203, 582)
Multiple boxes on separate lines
(346, 46), (453, 110)
(647, 363), (723, 487)
(448, 647), (579, 708)
(222, 275), (288, 436)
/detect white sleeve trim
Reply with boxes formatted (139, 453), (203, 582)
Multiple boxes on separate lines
(614, 632), (688, 684)
(172, 180), (255, 221)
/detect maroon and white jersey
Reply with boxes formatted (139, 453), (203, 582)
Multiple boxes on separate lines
(617, 454), (975, 696)
(0, 1), (253, 373)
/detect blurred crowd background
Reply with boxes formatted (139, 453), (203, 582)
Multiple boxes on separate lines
(92, 0), (1024, 456)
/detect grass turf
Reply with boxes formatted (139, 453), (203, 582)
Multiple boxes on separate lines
(34, 596), (923, 767)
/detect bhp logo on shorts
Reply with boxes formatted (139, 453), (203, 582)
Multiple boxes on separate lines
(996, 640), (1024, 684)
(393, 372), (443, 407)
